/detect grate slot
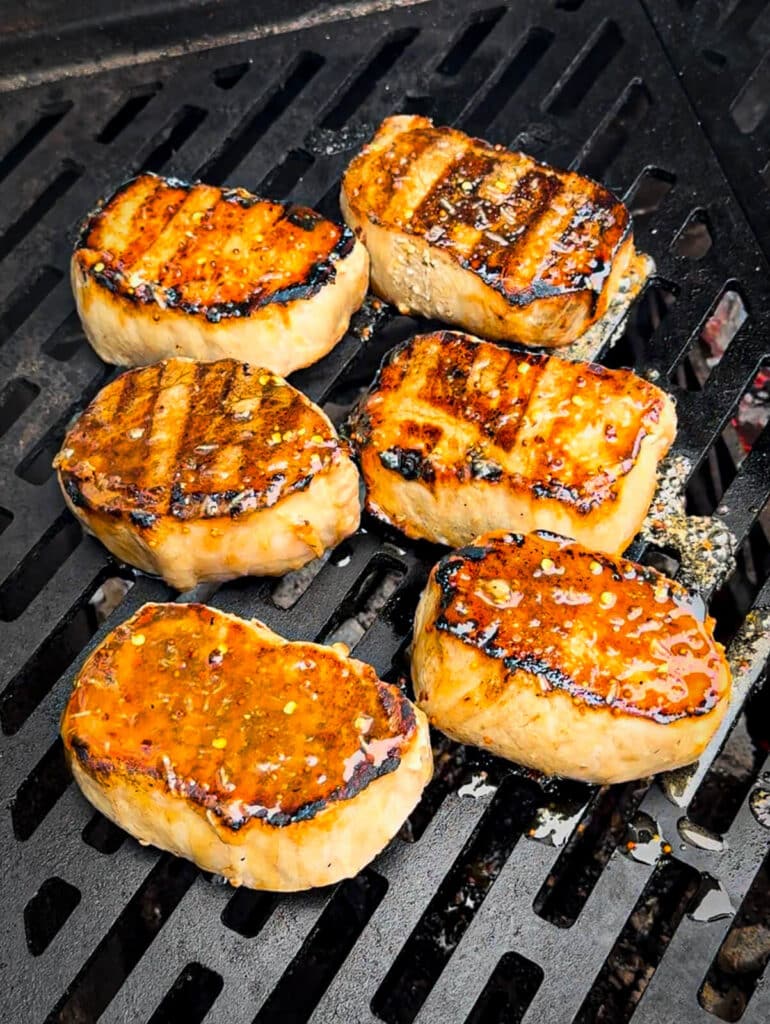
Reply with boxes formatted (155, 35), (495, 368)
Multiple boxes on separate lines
(574, 859), (701, 1024)
(0, 377), (39, 438)
(11, 737), (71, 841)
(200, 53), (324, 185)
(147, 962), (224, 1024)
(255, 869), (388, 1023)
(625, 166), (676, 224)
(0, 264), (63, 346)
(0, 102), (72, 185)
(44, 855), (198, 1024)
(221, 889), (277, 939)
(602, 279), (678, 370)
(212, 62), (250, 89)
(0, 163), (81, 262)
(672, 207), (715, 259)
(258, 147), (315, 199)
(372, 777), (541, 1024)
(465, 951), (544, 1024)
(546, 19), (624, 114)
(672, 284), (748, 391)
(142, 106), (208, 174)
(0, 514), (82, 623)
(25, 877), (82, 957)
(576, 77), (652, 180)
(320, 29), (420, 131)
(730, 51), (770, 134)
(436, 7), (507, 77)
(81, 812), (126, 856)
(96, 83), (162, 144)
(0, 507), (12, 535)
(43, 310), (86, 361)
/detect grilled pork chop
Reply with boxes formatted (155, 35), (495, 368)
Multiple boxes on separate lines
(62, 603), (433, 890)
(54, 358), (360, 590)
(347, 331), (676, 555)
(341, 115), (639, 347)
(72, 172), (369, 375)
(412, 532), (730, 783)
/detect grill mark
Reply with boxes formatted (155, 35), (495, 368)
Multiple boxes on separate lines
(410, 149), (497, 251)
(122, 178), (185, 272)
(168, 361), (208, 516)
(382, 131), (466, 224)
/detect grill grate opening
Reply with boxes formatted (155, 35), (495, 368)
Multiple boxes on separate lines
(436, 7), (507, 77)
(465, 952), (544, 1024)
(142, 105), (208, 174)
(96, 83), (162, 144)
(212, 62), (250, 89)
(710, 511), (770, 643)
(576, 77), (652, 180)
(0, 514), (83, 623)
(687, 680), (770, 837)
(672, 207), (715, 259)
(0, 102), (72, 185)
(221, 888), (277, 939)
(700, 850), (770, 1021)
(546, 19), (623, 115)
(672, 284), (748, 391)
(42, 310), (88, 361)
(0, 376), (39, 438)
(372, 777), (541, 1024)
(461, 28), (554, 134)
(200, 53), (324, 185)
(258, 147), (315, 199)
(24, 877), (82, 957)
(574, 859), (702, 1024)
(730, 52), (770, 135)
(639, 542), (682, 578)
(0, 507), (12, 535)
(147, 962), (224, 1024)
(0, 162), (82, 263)
(625, 166), (676, 225)
(81, 812), (126, 856)
(316, 557), (407, 647)
(45, 855), (198, 1024)
(0, 265), (63, 348)
(601, 279), (678, 369)
(12, 737), (71, 841)
(256, 869), (388, 1024)
(533, 780), (649, 928)
(320, 29), (419, 131)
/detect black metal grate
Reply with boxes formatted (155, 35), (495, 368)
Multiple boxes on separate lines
(1, 2), (770, 1021)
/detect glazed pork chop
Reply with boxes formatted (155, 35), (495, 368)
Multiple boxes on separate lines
(412, 531), (731, 784)
(347, 331), (676, 555)
(341, 115), (640, 347)
(54, 358), (360, 590)
(72, 172), (369, 375)
(62, 603), (433, 890)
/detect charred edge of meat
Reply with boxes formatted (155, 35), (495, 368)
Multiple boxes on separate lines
(378, 446), (435, 483)
(129, 510), (158, 528)
(63, 474), (88, 509)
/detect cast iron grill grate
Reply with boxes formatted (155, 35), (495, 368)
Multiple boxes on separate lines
(1, 1), (769, 1022)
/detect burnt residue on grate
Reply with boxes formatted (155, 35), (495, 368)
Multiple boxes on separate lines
(0, 2), (770, 1024)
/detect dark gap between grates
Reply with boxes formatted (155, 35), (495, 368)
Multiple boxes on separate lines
(594, 279), (678, 370)
(320, 29), (420, 131)
(258, 148), (314, 199)
(730, 51), (770, 134)
(0, 101), (72, 185)
(43, 309), (86, 361)
(0, 507), (12, 534)
(547, 19), (623, 115)
(700, 847), (770, 1021)
(142, 106), (208, 174)
(465, 951), (544, 1024)
(97, 83), (162, 144)
(401, 734), (477, 843)
(82, 812), (126, 855)
(556, 0), (586, 9)
(0, 592), (98, 734)
(0, 162), (81, 262)
(574, 858), (701, 1024)
(685, 359), (770, 514)
(255, 869), (388, 1024)
(577, 78), (652, 181)
(45, 854), (198, 1024)
(148, 962), (224, 1024)
(323, 563), (407, 649)
(372, 776), (541, 1024)
(0, 264), (63, 346)
(461, 28), (554, 134)
(0, 514), (83, 623)
(436, 7), (506, 76)
(270, 552), (331, 611)
(213, 61), (250, 89)
(24, 877), (81, 957)
(200, 53), (324, 185)
(0, 377), (39, 438)
(625, 166), (676, 227)
(639, 542), (681, 578)
(221, 888), (277, 939)
(687, 676), (770, 836)
(316, 556), (407, 646)
(672, 284), (748, 391)
(12, 737), (71, 841)
(710, 508), (770, 645)
(533, 780), (649, 928)
(672, 207), (714, 259)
